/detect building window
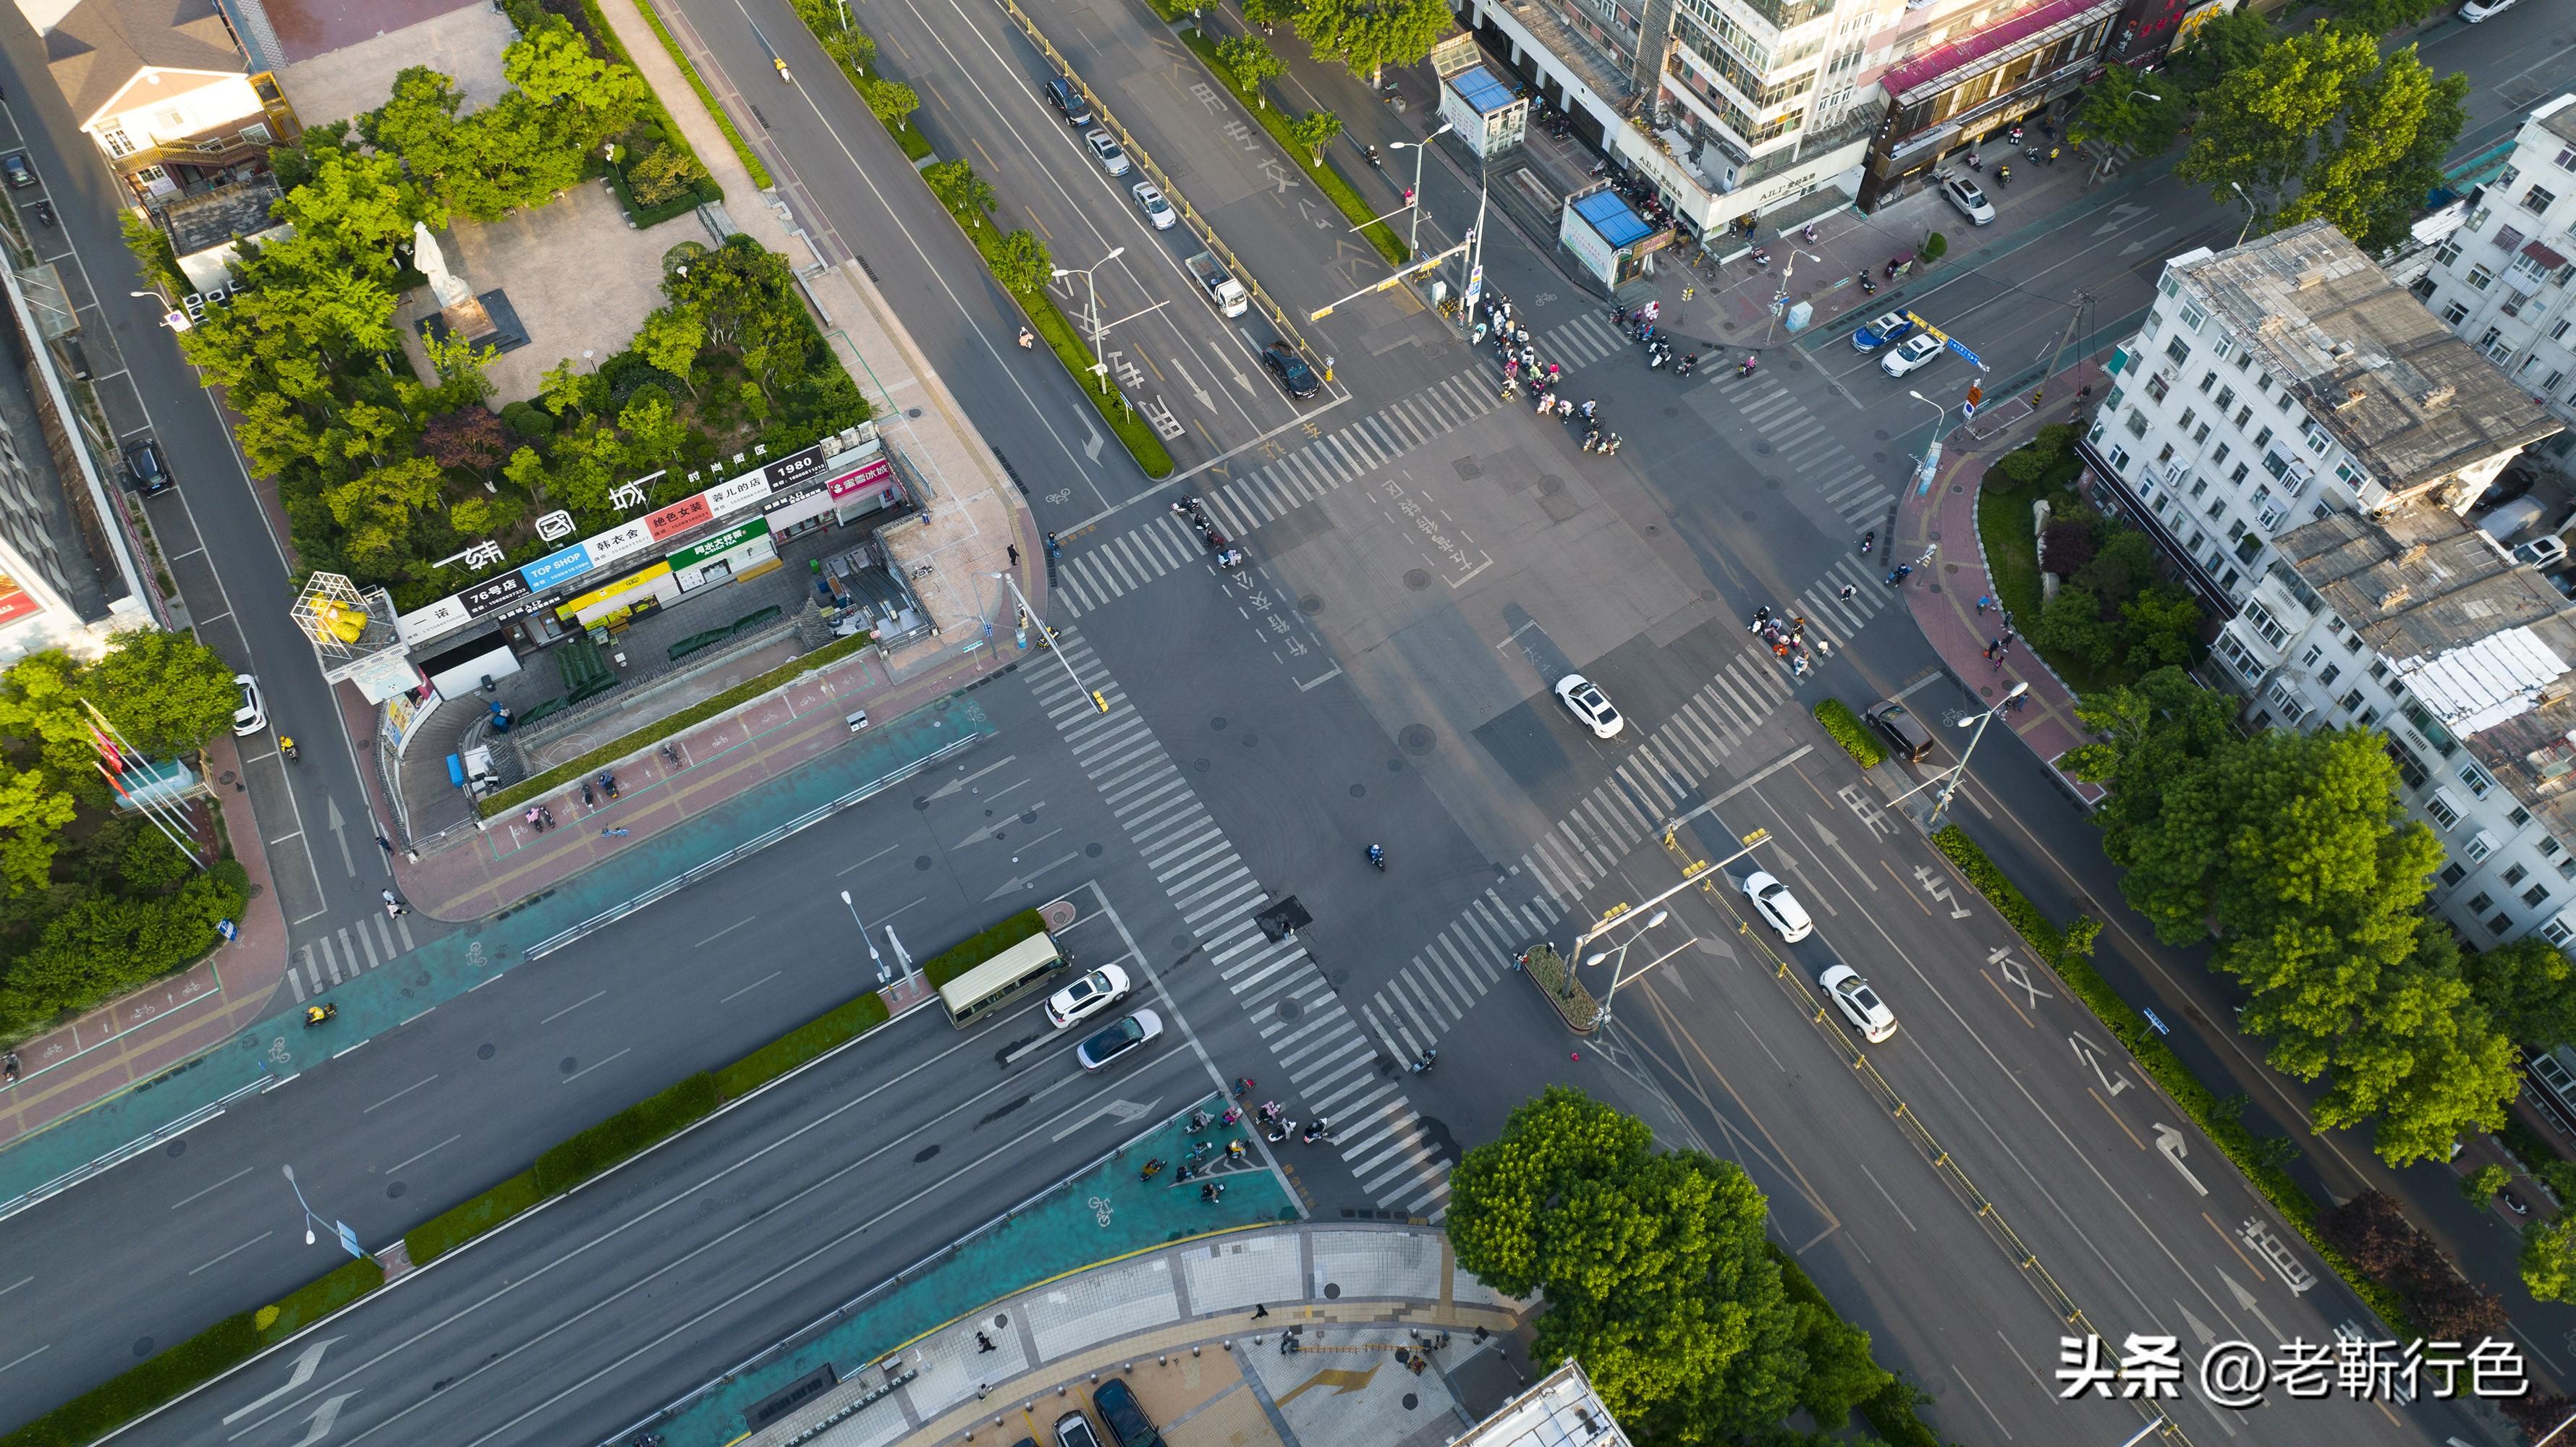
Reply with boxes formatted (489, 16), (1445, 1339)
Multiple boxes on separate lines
(2254, 426), (2274, 450)
(2467, 891), (2494, 913)
(2528, 185), (2559, 215)
(2467, 833), (2498, 863)
(98, 128), (135, 158)
(2428, 789), (2464, 829)
(2546, 915), (2575, 946)
(2444, 300), (2470, 325)
(2512, 806), (2534, 828)
(2146, 373), (2171, 403)
(2506, 863), (2531, 887)
(2460, 760), (2495, 797)
(2200, 370), (2219, 394)
(2213, 386), (2236, 412)
(2490, 912), (2514, 936)
(2318, 663), (2341, 687)
(2442, 862), (2470, 886)
(2499, 224), (2530, 253)
(2125, 410), (2149, 439)
(2540, 836), (2560, 858)
(2213, 336), (2234, 360)
(2176, 408), (2196, 433)
(2529, 884), (2554, 909)
(2165, 337), (2191, 366)
(2178, 302), (2207, 331)
(2551, 372), (2567, 393)
(2560, 145), (2576, 172)
(2266, 679), (2307, 724)
(2242, 599), (2288, 648)
(2468, 266), (2495, 291)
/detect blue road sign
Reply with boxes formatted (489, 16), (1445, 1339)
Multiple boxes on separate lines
(1944, 337), (1986, 370)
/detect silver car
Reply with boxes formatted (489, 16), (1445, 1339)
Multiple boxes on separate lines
(1941, 174), (1996, 226)
(1085, 130), (1131, 177)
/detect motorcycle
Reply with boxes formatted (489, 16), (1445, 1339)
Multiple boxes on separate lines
(1408, 1047), (1438, 1074)
(597, 770), (620, 800)
(1226, 1138), (1247, 1160)
(1200, 1182), (1226, 1203)
(1860, 530), (1876, 556)
(1176, 1161), (1200, 1183)
(303, 1002), (338, 1028)
(1367, 844), (1385, 871)
(1140, 1158), (1168, 1181)
(1302, 1119), (1333, 1145)
(1675, 354), (1697, 378)
(32, 199), (52, 227)
(661, 742), (682, 768)
(1365, 145), (1383, 169)
(1739, 356), (1758, 378)
(1265, 1119), (1293, 1144)
(279, 736), (299, 762)
(1857, 273), (1877, 297)
(1221, 1104), (1243, 1126)
(1187, 1110), (1213, 1133)
(1886, 564), (1913, 585)
(582, 780), (596, 808)
(1800, 221), (1818, 244)
(1213, 548), (1245, 569)
(1995, 165), (2011, 187)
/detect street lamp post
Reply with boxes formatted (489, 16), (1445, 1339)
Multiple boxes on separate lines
(280, 1164), (363, 1257)
(1387, 122), (1454, 260)
(1050, 245), (1127, 391)
(127, 289), (190, 332)
(1762, 248), (1824, 345)
(839, 888), (890, 984)
(1930, 681), (2028, 825)
(1905, 389), (1948, 493)
(2229, 181), (2258, 249)
(992, 571), (1109, 713)
(1580, 909), (1683, 1025)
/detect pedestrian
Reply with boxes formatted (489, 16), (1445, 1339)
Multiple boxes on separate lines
(374, 832), (394, 855)
(1838, 584), (1857, 600)
(1007, 543), (1020, 567)
(976, 1383), (991, 1401)
(1045, 530), (1061, 559)
(1983, 643), (1997, 661)
(380, 887), (407, 916)
(1975, 594), (1992, 614)
(976, 1331), (997, 1353)
(1253, 1303), (1271, 1319)
(601, 826), (630, 838)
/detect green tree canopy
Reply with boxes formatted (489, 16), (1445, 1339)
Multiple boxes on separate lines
(2067, 72), (2187, 158)
(1447, 1087), (1806, 1441)
(2525, 1213), (2576, 1303)
(1211, 35), (1287, 103)
(2321, 0), (2442, 35)
(1242, 0), (1304, 30)
(2461, 937), (2576, 1051)
(861, 77), (920, 130)
(1293, 0), (1454, 85)
(80, 629), (237, 758)
(989, 229), (1053, 297)
(925, 160), (996, 226)
(1286, 109), (1344, 165)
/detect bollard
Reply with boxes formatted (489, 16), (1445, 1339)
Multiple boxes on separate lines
(1193, 1346), (1203, 1357)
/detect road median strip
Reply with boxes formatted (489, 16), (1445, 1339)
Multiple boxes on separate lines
(1926, 824), (2420, 1336)
(1175, 27), (1409, 270)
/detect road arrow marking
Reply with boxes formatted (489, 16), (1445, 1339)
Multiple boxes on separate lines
(985, 851), (1085, 901)
(1053, 1096), (1161, 1141)
(927, 755), (1016, 801)
(1172, 360), (1213, 410)
(1080, 419), (1104, 462)
(2092, 202), (2153, 235)
(224, 1338), (341, 1424)
(2122, 226), (2180, 257)
(2220, 1269), (2285, 1344)
(2153, 1123), (2207, 1195)
(324, 796), (355, 878)
(1805, 815), (1876, 890)
(287, 1391), (358, 1446)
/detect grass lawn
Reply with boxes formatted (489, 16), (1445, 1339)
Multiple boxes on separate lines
(1975, 475), (2117, 692)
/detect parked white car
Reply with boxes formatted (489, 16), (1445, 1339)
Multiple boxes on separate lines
(232, 674), (266, 736)
(1941, 173), (1996, 225)
(1741, 870), (1813, 942)
(1085, 129), (1131, 177)
(1132, 180), (1175, 229)
(1881, 333), (1944, 378)
(1820, 964), (1898, 1043)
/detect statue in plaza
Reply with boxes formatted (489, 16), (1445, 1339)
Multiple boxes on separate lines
(412, 220), (473, 310)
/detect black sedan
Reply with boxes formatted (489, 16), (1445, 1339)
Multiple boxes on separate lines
(1261, 342), (1319, 400)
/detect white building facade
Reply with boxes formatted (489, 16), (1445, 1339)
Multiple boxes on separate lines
(2411, 93), (2576, 470)
(2082, 221), (2557, 619)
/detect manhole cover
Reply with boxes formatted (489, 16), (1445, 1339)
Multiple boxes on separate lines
(906, 407), (924, 419)
(560, 1056), (578, 1074)
(1873, 451), (1889, 463)
(1386, 758), (1403, 772)
(1194, 758), (1212, 773)
(1538, 474), (1565, 495)
(1211, 717), (1227, 730)
(1398, 724), (1436, 755)
(1323, 1282), (1342, 1299)
(387, 1181), (407, 1199)
(165, 1139), (186, 1158)
(1086, 842), (1103, 857)
(1755, 441), (1773, 455)
(478, 1043), (496, 1060)
(1331, 967), (1351, 985)
(1740, 509), (1758, 521)
(1403, 569), (1431, 590)
(1348, 784), (1365, 797)
(218, 771), (236, 785)
(1278, 998), (1303, 1022)
(1020, 809), (1038, 823)
(914, 796), (931, 810)
(1299, 594), (1323, 614)
(1402, 1393), (1419, 1409)
(1763, 478), (1781, 490)
(132, 1337), (154, 1359)
(915, 854), (933, 870)
(1873, 429), (1890, 440)
(1452, 455), (1482, 479)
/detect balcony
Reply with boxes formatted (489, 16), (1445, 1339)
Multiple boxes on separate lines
(2077, 434), (2240, 617)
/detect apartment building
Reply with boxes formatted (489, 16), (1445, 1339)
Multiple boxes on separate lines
(1452, 0), (2114, 234)
(17, 0), (297, 203)
(2410, 93), (2576, 474)
(2082, 220), (2557, 616)
(2220, 503), (2576, 949)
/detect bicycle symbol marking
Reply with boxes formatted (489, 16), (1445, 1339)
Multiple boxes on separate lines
(267, 1036), (290, 1066)
(1087, 1194), (1114, 1227)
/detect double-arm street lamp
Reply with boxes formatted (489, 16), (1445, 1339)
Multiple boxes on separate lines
(991, 570), (1107, 713)
(1051, 245), (1126, 386)
(1906, 389), (1948, 493)
(1931, 682), (2028, 823)
(1386, 121), (1454, 259)
(840, 888), (891, 984)
(281, 1163), (363, 1258)
(1567, 831), (1769, 1025)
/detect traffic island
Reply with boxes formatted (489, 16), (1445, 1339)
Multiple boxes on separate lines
(1514, 944), (1598, 1032)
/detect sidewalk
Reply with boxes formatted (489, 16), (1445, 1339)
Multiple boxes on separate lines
(1892, 357), (2112, 806)
(687, 1221), (1531, 1447)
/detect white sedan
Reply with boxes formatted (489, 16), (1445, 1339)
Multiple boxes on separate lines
(1046, 963), (1131, 1030)
(232, 674), (266, 736)
(1820, 964), (1898, 1043)
(1132, 181), (1175, 229)
(1553, 674), (1624, 739)
(1085, 129), (1131, 177)
(1880, 332), (1944, 378)
(1741, 870), (1813, 942)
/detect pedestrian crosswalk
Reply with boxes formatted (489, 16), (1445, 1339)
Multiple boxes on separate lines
(1732, 374), (1897, 532)
(287, 911), (419, 1002)
(1358, 641), (1807, 1058)
(1025, 631), (1453, 1215)
(1053, 371), (1501, 617)
(1774, 554), (1900, 671)
(1538, 311), (1630, 369)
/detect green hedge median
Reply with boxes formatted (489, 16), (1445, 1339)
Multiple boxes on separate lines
(1, 1257), (386, 1447)
(1927, 825), (2418, 1336)
(1813, 698), (1884, 769)
(407, 1168), (548, 1267)
(538, 1072), (721, 1194)
(921, 909), (1048, 988)
(1179, 29), (1408, 269)
(630, 0), (775, 187)
(717, 993), (891, 1100)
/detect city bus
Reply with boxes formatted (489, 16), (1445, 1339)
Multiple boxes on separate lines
(936, 932), (1066, 1027)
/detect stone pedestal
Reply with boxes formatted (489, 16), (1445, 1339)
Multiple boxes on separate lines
(418, 289), (530, 353)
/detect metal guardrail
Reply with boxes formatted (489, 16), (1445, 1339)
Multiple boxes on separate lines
(991, 0), (1318, 365)
(0, 1074), (270, 1225)
(1654, 826), (2192, 1446)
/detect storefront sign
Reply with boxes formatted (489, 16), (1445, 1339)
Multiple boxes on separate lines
(645, 493), (713, 540)
(461, 570), (530, 618)
(588, 518), (656, 569)
(829, 456), (893, 498)
(703, 473), (772, 519)
(521, 542), (593, 591)
(668, 518), (768, 568)
(763, 443), (829, 490)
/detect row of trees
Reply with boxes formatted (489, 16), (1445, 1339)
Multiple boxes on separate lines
(1449, 1087), (1902, 1442)
(0, 635), (250, 1037)
(2068, 5), (2465, 256)
(2067, 669), (2526, 1166)
(1235, 0), (1454, 90)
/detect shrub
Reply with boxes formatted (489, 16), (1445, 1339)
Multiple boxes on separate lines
(258, 1255), (384, 1344)
(1812, 698), (1884, 768)
(1920, 231), (1948, 263)
(1768, 1246), (1943, 1447)
(500, 399), (556, 439)
(404, 1168), (547, 1265)
(715, 993), (890, 1100)
(534, 1071), (719, 1194)
(920, 909), (1049, 988)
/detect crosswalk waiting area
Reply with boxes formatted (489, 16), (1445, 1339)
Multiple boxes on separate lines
(1025, 632), (1453, 1215)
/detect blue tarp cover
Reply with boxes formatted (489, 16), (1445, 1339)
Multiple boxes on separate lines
(1572, 190), (1654, 248)
(1449, 67), (1517, 115)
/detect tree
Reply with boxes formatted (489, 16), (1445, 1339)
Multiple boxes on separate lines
(989, 229), (1053, 297)
(1292, 0), (1453, 85)
(2167, 6), (2279, 98)
(1241, 0), (1304, 33)
(2462, 937), (2576, 1048)
(1286, 109), (1343, 166)
(1789, 1302), (1890, 1431)
(423, 407), (511, 474)
(2120, 585), (2203, 671)
(80, 629), (237, 758)
(861, 77), (920, 131)
(2178, 27), (2468, 254)
(1447, 1087), (1805, 1440)
(925, 160), (996, 226)
(0, 765), (77, 896)
(632, 306), (706, 399)
(2525, 1214), (2576, 1303)
(504, 17), (651, 153)
(420, 328), (497, 412)
(1211, 35), (1287, 103)
(541, 357), (606, 419)
(2033, 584), (2120, 669)
(2321, 0), (2441, 35)
(321, 454), (446, 570)
(614, 388), (689, 472)
(628, 144), (708, 207)
(2067, 72), (2186, 158)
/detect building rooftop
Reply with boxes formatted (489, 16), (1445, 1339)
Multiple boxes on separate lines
(26, 0), (247, 131)
(2175, 219), (2559, 502)
(1452, 1359), (1632, 1447)
(1571, 188), (1655, 247)
(159, 173), (283, 255)
(2276, 503), (2576, 739)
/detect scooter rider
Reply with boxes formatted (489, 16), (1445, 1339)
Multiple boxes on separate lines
(279, 735), (298, 761)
